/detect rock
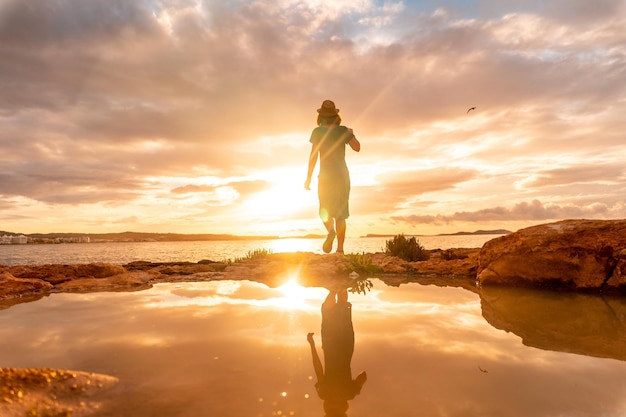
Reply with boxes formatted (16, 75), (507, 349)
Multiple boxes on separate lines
(75, 263), (126, 278)
(0, 272), (52, 300)
(0, 249), (485, 301)
(477, 219), (626, 291)
(5, 263), (126, 284)
(0, 368), (118, 417)
(53, 271), (154, 293)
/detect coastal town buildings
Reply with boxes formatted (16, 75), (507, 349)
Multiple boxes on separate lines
(0, 235), (91, 244)
(0, 235), (28, 244)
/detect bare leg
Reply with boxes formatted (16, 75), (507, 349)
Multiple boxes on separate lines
(335, 218), (346, 253)
(324, 290), (337, 305)
(323, 218), (335, 234)
(322, 219), (336, 253)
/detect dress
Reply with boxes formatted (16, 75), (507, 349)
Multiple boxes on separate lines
(315, 299), (360, 401)
(309, 125), (355, 220)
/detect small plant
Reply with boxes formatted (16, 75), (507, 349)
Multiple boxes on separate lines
(233, 248), (272, 262)
(349, 278), (373, 295)
(384, 234), (429, 262)
(344, 252), (383, 275)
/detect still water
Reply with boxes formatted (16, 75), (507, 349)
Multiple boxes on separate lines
(1, 279), (626, 417)
(0, 235), (500, 266)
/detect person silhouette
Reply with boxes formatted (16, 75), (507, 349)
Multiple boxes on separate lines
(307, 289), (367, 417)
(304, 100), (361, 254)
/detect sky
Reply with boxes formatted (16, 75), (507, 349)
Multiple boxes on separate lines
(1, 0), (625, 238)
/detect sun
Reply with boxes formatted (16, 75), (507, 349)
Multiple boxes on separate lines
(239, 167), (317, 219)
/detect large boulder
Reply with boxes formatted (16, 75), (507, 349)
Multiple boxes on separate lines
(477, 219), (626, 291)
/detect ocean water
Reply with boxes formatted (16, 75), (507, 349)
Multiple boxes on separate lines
(3, 231), (626, 417)
(2, 280), (626, 417)
(0, 234), (502, 266)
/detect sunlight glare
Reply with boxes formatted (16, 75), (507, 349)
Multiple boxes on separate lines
(278, 278), (309, 300)
(238, 168), (316, 219)
(270, 278), (324, 310)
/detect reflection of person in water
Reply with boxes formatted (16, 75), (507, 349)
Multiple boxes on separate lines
(307, 289), (367, 417)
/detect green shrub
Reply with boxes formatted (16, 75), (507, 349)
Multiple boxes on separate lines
(384, 234), (429, 262)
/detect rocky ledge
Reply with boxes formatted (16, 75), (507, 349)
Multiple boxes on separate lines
(1, 219), (626, 305)
(0, 247), (480, 304)
(477, 219), (626, 292)
(2, 219), (626, 303)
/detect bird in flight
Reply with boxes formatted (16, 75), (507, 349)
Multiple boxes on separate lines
(467, 107), (476, 114)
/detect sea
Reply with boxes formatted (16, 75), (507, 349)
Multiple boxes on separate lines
(0, 234), (503, 266)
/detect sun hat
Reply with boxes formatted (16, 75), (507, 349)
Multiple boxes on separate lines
(317, 100), (340, 116)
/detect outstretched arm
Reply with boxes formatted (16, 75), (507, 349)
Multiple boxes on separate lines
(348, 130), (360, 152)
(307, 333), (324, 381)
(304, 145), (319, 190)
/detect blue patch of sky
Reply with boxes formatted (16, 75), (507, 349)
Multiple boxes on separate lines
(400, 0), (547, 18)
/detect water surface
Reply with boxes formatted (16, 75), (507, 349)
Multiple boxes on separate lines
(1, 280), (625, 417)
(0, 235), (499, 266)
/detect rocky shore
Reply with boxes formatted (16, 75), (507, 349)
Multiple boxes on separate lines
(0, 247), (482, 304)
(2, 219), (625, 305)
(2, 219), (625, 415)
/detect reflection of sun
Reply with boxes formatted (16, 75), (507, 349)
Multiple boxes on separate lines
(278, 278), (309, 299)
(268, 278), (325, 310)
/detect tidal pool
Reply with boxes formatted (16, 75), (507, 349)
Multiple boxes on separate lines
(1, 279), (626, 417)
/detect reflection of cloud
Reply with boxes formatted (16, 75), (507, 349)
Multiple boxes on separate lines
(3, 280), (626, 416)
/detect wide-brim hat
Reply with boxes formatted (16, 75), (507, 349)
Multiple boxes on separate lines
(317, 100), (340, 116)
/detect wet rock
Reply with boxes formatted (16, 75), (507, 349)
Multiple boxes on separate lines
(0, 272), (52, 300)
(0, 368), (118, 417)
(477, 219), (626, 291)
(53, 272), (154, 293)
(5, 263), (126, 284)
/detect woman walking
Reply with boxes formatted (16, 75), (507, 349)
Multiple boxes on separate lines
(304, 100), (360, 254)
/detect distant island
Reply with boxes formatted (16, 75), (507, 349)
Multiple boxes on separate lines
(0, 231), (280, 244)
(437, 229), (511, 236)
(364, 229), (511, 238)
(1, 229), (510, 245)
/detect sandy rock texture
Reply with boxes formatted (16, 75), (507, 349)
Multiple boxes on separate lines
(0, 368), (118, 417)
(477, 219), (626, 291)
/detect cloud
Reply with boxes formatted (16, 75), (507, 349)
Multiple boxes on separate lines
(522, 164), (626, 188)
(391, 199), (622, 225)
(0, 0), (624, 234)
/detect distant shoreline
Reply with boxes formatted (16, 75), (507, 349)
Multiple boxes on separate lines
(364, 229), (511, 238)
(0, 230), (510, 244)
